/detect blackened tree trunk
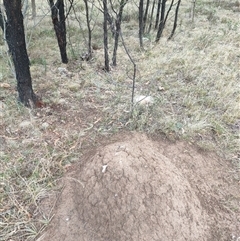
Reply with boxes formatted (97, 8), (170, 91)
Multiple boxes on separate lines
(162, 0), (174, 28)
(112, 0), (128, 66)
(103, 0), (110, 71)
(31, 0), (36, 19)
(0, 8), (5, 31)
(147, 0), (156, 33)
(3, 0), (38, 107)
(139, 0), (144, 48)
(168, 0), (181, 40)
(156, 0), (166, 42)
(49, 0), (68, 63)
(143, 0), (150, 33)
(155, 0), (161, 29)
(83, 0), (92, 60)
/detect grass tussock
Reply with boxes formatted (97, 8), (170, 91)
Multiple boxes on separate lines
(0, 0), (239, 240)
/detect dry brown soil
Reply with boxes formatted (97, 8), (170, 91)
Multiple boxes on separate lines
(37, 133), (239, 241)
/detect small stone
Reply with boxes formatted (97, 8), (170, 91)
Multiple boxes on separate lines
(19, 120), (32, 128)
(0, 83), (10, 88)
(58, 67), (68, 74)
(42, 122), (50, 129)
(134, 95), (154, 106)
(68, 83), (80, 92)
(58, 98), (67, 104)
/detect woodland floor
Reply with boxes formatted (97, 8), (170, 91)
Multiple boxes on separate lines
(0, 0), (239, 241)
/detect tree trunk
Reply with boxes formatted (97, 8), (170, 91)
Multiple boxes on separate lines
(103, 0), (110, 71)
(155, 0), (161, 30)
(3, 0), (38, 107)
(112, 0), (128, 66)
(49, 0), (68, 64)
(143, 0), (150, 33)
(83, 0), (92, 60)
(0, 8), (5, 31)
(139, 0), (144, 48)
(31, 0), (36, 19)
(168, 0), (181, 40)
(156, 0), (166, 42)
(147, 0), (156, 33)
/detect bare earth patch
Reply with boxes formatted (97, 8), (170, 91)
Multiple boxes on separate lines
(37, 133), (239, 241)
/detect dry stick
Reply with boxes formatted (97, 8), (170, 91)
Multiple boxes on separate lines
(67, 2), (91, 59)
(119, 31), (136, 114)
(71, 4), (88, 45)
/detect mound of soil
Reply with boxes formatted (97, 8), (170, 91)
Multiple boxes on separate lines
(38, 133), (239, 241)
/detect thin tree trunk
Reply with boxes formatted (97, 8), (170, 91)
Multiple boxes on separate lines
(139, 0), (144, 48)
(49, 0), (68, 64)
(119, 31), (136, 112)
(22, 0), (29, 18)
(83, 0), (92, 60)
(31, 0), (36, 19)
(147, 0), (156, 33)
(155, 0), (161, 29)
(143, 0), (150, 33)
(168, 0), (181, 40)
(190, 0), (196, 22)
(163, 0), (174, 27)
(3, 0), (38, 107)
(103, 0), (110, 71)
(156, 0), (166, 42)
(0, 8), (5, 31)
(112, 0), (127, 66)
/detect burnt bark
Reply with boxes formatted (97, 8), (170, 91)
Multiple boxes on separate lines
(83, 0), (92, 60)
(168, 0), (181, 40)
(155, 0), (161, 29)
(49, 0), (68, 63)
(31, 0), (36, 19)
(139, 0), (144, 48)
(112, 0), (128, 66)
(156, 0), (166, 42)
(143, 0), (150, 33)
(3, 0), (38, 107)
(147, 0), (156, 33)
(103, 0), (110, 71)
(0, 8), (5, 31)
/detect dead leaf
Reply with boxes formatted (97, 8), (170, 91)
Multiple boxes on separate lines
(158, 85), (165, 91)
(0, 83), (11, 88)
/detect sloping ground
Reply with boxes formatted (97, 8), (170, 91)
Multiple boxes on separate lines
(37, 133), (239, 241)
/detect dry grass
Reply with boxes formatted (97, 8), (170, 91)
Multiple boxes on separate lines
(0, 0), (239, 240)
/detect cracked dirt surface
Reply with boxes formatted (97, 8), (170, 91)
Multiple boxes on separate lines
(38, 133), (240, 241)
